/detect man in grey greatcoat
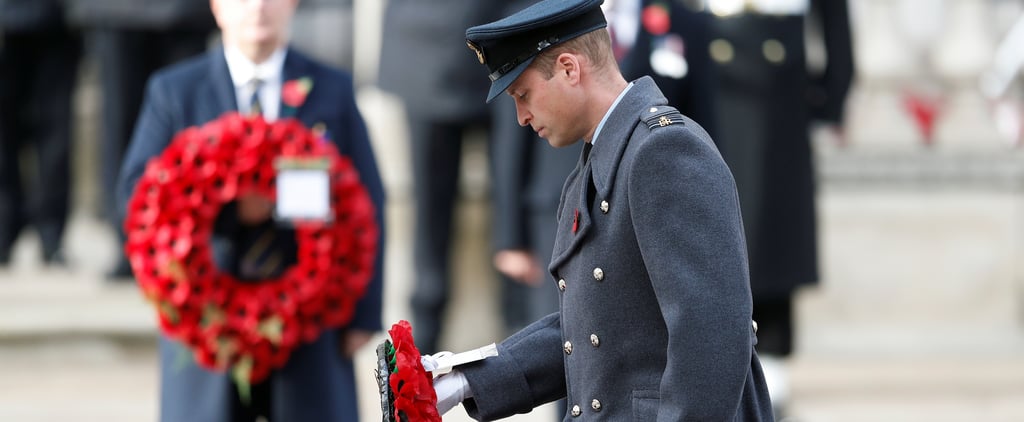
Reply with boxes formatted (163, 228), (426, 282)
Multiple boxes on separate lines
(427, 0), (775, 420)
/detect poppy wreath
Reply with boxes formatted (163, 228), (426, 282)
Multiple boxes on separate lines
(376, 320), (440, 422)
(124, 112), (378, 385)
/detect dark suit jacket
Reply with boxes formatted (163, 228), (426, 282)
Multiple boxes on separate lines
(461, 77), (773, 421)
(0, 0), (63, 31)
(116, 47), (385, 422)
(617, 0), (718, 135)
(377, 0), (500, 120)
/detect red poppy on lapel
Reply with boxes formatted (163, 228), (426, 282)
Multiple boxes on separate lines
(572, 208), (580, 234)
(282, 77), (313, 108)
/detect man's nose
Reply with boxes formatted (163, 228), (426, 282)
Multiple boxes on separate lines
(515, 104), (531, 127)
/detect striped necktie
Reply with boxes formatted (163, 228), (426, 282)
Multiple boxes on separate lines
(248, 78), (263, 116)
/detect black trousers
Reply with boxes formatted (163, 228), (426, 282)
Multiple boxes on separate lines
(0, 27), (81, 261)
(406, 115), (491, 354)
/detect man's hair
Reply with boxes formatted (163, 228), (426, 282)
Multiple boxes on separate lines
(530, 29), (617, 79)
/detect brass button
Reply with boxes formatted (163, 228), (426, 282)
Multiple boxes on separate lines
(649, 107), (658, 113)
(593, 267), (604, 281)
(571, 405), (581, 417)
(710, 38), (734, 64)
(752, 320), (758, 333)
(600, 200), (609, 213)
(564, 341), (573, 355)
(591, 399), (602, 411)
(590, 334), (600, 347)
(762, 39), (786, 64)
(558, 278), (567, 291)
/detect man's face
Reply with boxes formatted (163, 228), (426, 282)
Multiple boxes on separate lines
(211, 0), (297, 50)
(505, 63), (586, 148)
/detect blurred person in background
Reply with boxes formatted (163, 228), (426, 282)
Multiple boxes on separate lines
(0, 0), (82, 267)
(116, 0), (385, 419)
(64, 0), (216, 281)
(705, 0), (854, 416)
(377, 0), (509, 354)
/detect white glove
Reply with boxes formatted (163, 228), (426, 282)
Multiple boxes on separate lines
(420, 344), (498, 376)
(420, 351), (451, 373)
(433, 369), (472, 415)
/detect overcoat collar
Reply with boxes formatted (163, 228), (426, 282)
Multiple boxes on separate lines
(588, 76), (667, 201)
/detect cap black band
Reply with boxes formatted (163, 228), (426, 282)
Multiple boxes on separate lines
(488, 37), (560, 82)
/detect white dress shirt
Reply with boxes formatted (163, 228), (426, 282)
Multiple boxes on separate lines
(224, 45), (288, 121)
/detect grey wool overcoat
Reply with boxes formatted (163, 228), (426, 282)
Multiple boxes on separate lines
(460, 76), (774, 421)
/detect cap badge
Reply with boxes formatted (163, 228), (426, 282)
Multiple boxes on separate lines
(467, 40), (486, 64)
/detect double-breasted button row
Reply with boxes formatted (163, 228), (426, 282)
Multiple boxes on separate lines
(710, 38), (788, 64)
(569, 401), (602, 417)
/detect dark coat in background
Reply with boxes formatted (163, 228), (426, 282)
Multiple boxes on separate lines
(708, 0), (853, 299)
(377, 0), (506, 353)
(616, 0), (718, 134)
(0, 0), (80, 264)
(116, 47), (386, 422)
(377, 0), (496, 121)
(461, 77), (772, 422)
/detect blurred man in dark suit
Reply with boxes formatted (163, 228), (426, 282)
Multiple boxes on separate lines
(0, 0), (81, 267)
(116, 0), (385, 419)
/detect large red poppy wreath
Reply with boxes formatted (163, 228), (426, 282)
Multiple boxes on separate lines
(124, 112), (378, 383)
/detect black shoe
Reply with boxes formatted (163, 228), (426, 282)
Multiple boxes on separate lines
(105, 258), (135, 281)
(43, 250), (69, 268)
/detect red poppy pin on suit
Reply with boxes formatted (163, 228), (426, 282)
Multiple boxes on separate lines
(282, 77), (313, 116)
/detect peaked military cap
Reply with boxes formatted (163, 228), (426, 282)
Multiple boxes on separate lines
(466, 0), (607, 103)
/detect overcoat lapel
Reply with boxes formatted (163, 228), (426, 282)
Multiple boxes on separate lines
(591, 77), (665, 198)
(547, 77), (667, 274)
(549, 147), (595, 273)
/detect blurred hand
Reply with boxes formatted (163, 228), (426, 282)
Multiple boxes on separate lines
(237, 193), (274, 225)
(340, 329), (374, 358)
(493, 250), (543, 286)
(433, 369), (472, 415)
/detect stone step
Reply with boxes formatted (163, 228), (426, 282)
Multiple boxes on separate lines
(0, 277), (155, 345)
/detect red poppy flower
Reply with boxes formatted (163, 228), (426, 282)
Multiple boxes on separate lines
(642, 4), (671, 36)
(388, 320), (440, 422)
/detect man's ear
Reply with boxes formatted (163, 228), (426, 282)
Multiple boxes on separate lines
(556, 53), (581, 84)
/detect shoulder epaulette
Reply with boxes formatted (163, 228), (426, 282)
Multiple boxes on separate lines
(641, 106), (686, 130)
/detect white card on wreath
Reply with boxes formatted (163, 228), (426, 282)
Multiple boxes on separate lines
(275, 158), (331, 223)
